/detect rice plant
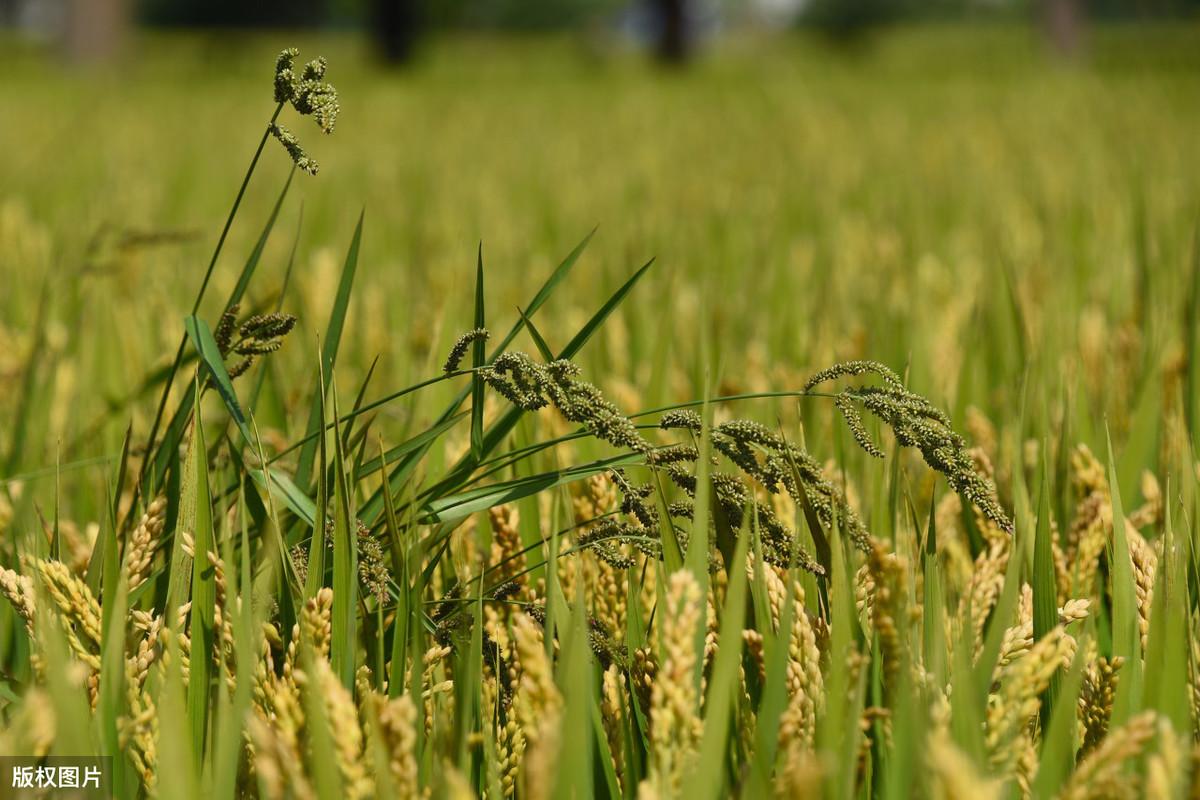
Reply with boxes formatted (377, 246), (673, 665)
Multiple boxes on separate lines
(1, 39), (1199, 800)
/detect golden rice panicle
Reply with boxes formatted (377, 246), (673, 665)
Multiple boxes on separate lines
(2, 686), (55, 759)
(421, 644), (453, 735)
(120, 657), (158, 791)
(779, 578), (824, 751)
(512, 612), (562, 800)
(748, 555), (789, 631)
(960, 543), (1008, 656)
(601, 664), (627, 792)
(124, 494), (167, 591)
(488, 504), (526, 586)
(1127, 528), (1157, 652)
(301, 586), (334, 659)
(248, 708), (315, 800)
(641, 570), (703, 799)
(995, 595), (1090, 676)
(1078, 655), (1124, 758)
(1127, 470), (1162, 529)
(927, 728), (1002, 800)
(306, 659), (372, 799)
(373, 693), (420, 798)
(1068, 492), (1108, 597)
(1070, 444), (1107, 499)
(0, 562), (36, 632)
(1144, 717), (1183, 800)
(496, 708), (526, 799)
(986, 626), (1073, 772)
(866, 539), (907, 688)
(856, 707), (892, 785)
(573, 473), (617, 524)
(1059, 711), (1157, 800)
(34, 558), (103, 669)
(591, 556), (628, 648)
(631, 644), (657, 720)
(774, 745), (824, 799)
(964, 406), (999, 464)
(855, 561), (875, 621)
(440, 761), (476, 800)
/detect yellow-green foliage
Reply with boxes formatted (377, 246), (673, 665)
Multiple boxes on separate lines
(1, 25), (1199, 800)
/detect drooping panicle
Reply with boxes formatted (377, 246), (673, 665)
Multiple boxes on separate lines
(268, 123), (319, 175)
(807, 360), (1013, 532)
(268, 47), (339, 172)
(442, 328), (490, 375)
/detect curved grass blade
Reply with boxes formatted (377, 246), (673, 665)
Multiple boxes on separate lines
(185, 316), (252, 446)
(517, 306), (555, 362)
(420, 453), (641, 525)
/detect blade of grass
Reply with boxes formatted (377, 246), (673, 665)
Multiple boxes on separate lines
(470, 245), (486, 460)
(686, 510), (749, 799)
(552, 579), (594, 800)
(329, 380), (358, 687)
(185, 388), (216, 766)
(1032, 448), (1060, 723)
(295, 211), (364, 489)
(922, 489), (946, 687)
(421, 453), (641, 524)
(1031, 635), (1087, 797)
(185, 316), (253, 446)
(517, 307), (556, 362)
(1106, 426), (1142, 725)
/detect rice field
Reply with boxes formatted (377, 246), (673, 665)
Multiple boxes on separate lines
(1, 22), (1200, 799)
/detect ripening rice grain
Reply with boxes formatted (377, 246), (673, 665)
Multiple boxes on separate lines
(640, 570), (703, 799)
(927, 728), (1002, 800)
(987, 626), (1073, 772)
(512, 612), (562, 800)
(1059, 711), (1157, 800)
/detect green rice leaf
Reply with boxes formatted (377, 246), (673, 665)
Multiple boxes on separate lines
(1106, 426), (1142, 725)
(329, 383), (358, 687)
(1032, 449), (1060, 722)
(295, 211), (363, 489)
(185, 316), (253, 446)
(471, 245), (487, 460)
(421, 453), (640, 524)
(185, 389), (216, 767)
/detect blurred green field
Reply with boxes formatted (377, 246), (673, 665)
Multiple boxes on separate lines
(3, 23), (1199, 493)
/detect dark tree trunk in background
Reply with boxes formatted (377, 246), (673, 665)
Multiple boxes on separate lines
(373, 0), (421, 64)
(63, 0), (128, 63)
(1040, 0), (1084, 57)
(0, 0), (18, 27)
(654, 0), (688, 64)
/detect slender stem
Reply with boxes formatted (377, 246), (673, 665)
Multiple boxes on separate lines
(136, 103), (286, 495)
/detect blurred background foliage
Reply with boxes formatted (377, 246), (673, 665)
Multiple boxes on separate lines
(0, 0), (1198, 511)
